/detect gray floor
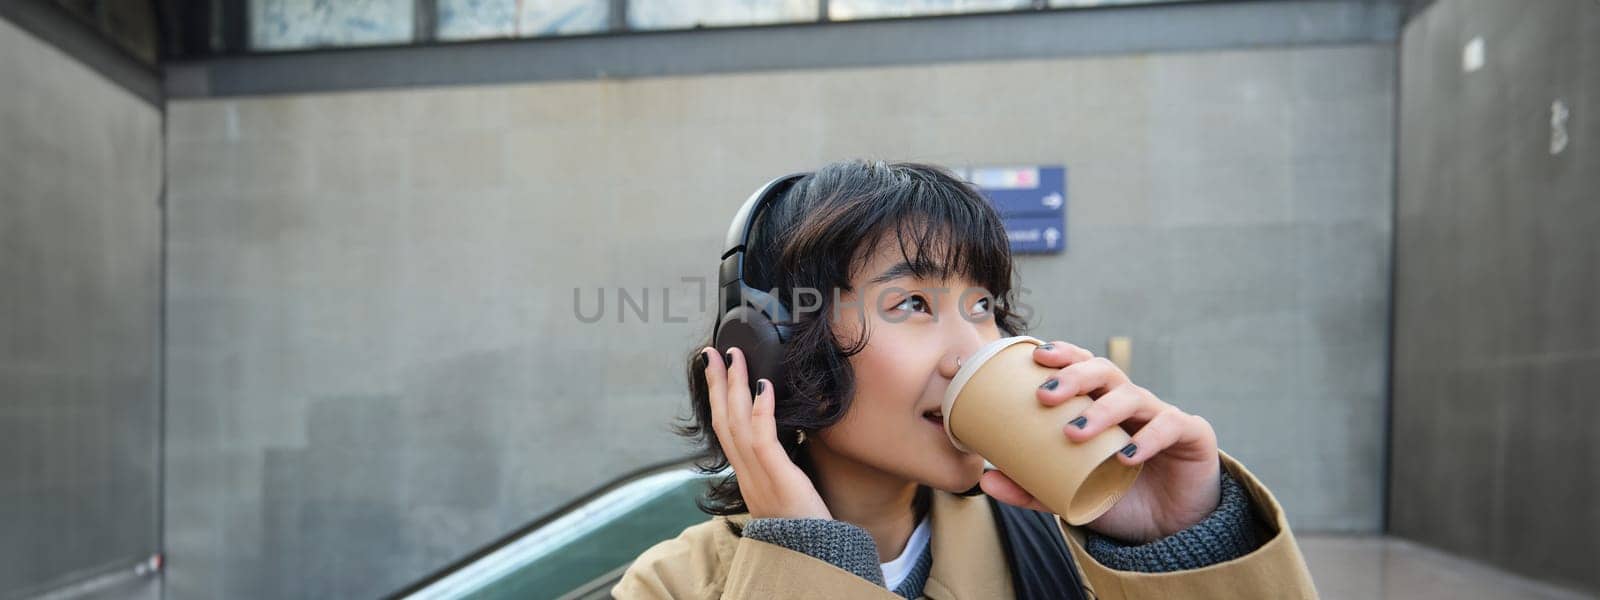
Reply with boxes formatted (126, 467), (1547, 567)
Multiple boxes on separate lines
(1301, 535), (1596, 600)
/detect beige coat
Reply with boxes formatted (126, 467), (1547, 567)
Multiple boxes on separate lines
(612, 450), (1318, 599)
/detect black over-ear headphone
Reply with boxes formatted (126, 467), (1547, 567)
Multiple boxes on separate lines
(713, 172), (810, 401)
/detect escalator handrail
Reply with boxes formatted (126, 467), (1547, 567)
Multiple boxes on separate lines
(384, 455), (724, 599)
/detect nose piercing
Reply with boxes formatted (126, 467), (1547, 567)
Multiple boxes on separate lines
(955, 356), (964, 369)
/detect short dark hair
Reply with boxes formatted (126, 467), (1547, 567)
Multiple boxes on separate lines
(675, 159), (1031, 517)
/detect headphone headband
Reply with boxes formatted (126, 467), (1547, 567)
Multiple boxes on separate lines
(717, 172), (809, 317)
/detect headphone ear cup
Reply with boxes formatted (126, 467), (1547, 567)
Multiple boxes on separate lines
(714, 306), (791, 401)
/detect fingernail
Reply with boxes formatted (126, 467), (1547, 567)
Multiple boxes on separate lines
(1068, 416), (1088, 429)
(1120, 443), (1138, 458)
(695, 350), (708, 371)
(1039, 378), (1059, 391)
(724, 350), (735, 366)
(756, 379), (767, 395)
(1039, 343), (1054, 351)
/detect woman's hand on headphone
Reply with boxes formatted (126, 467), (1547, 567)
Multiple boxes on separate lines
(702, 347), (832, 521)
(978, 340), (1223, 544)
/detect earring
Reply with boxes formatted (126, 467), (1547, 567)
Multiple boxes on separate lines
(796, 429), (807, 445)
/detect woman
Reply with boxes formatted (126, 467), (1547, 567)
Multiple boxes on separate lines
(613, 160), (1317, 599)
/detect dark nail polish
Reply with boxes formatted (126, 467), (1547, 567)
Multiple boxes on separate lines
(1069, 416), (1088, 429)
(1039, 343), (1054, 351)
(1040, 378), (1059, 391)
(695, 351), (708, 371)
(724, 350), (735, 366)
(1120, 443), (1138, 458)
(756, 380), (767, 395)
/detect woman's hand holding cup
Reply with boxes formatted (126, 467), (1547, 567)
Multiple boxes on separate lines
(979, 341), (1224, 544)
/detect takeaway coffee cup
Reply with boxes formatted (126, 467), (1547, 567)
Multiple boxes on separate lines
(941, 335), (1142, 525)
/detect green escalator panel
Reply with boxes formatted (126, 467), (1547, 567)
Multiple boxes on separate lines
(462, 478), (711, 600)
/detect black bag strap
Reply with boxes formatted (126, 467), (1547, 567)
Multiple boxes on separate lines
(985, 496), (1091, 600)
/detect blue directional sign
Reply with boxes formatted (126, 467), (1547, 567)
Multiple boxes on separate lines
(959, 166), (1066, 254)
(1000, 215), (1066, 254)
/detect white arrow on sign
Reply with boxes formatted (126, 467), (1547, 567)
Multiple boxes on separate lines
(1041, 192), (1063, 210)
(1044, 227), (1060, 248)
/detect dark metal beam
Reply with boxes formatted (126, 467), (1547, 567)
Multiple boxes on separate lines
(414, 0), (437, 43)
(608, 0), (626, 32)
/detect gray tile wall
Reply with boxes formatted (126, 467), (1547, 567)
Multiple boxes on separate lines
(1389, 0), (1600, 595)
(163, 44), (1395, 598)
(0, 17), (164, 599)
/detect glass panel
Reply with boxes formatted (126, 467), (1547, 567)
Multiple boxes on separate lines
(829, 0), (1031, 20)
(521, 0), (610, 35)
(437, 0), (610, 41)
(250, 0), (414, 51)
(627, 0), (818, 31)
(1050, 0), (1201, 6)
(437, 0), (517, 39)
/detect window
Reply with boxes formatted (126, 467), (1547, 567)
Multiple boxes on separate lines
(828, 0), (1032, 20)
(220, 0), (1208, 56)
(250, 0), (414, 51)
(436, 0), (609, 41)
(627, 0), (818, 30)
(1050, 0), (1201, 6)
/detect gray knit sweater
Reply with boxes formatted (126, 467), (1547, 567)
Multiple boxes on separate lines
(740, 469), (1262, 598)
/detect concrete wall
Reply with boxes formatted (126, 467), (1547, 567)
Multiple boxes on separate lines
(0, 16), (164, 599)
(1389, 0), (1599, 595)
(163, 43), (1395, 598)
